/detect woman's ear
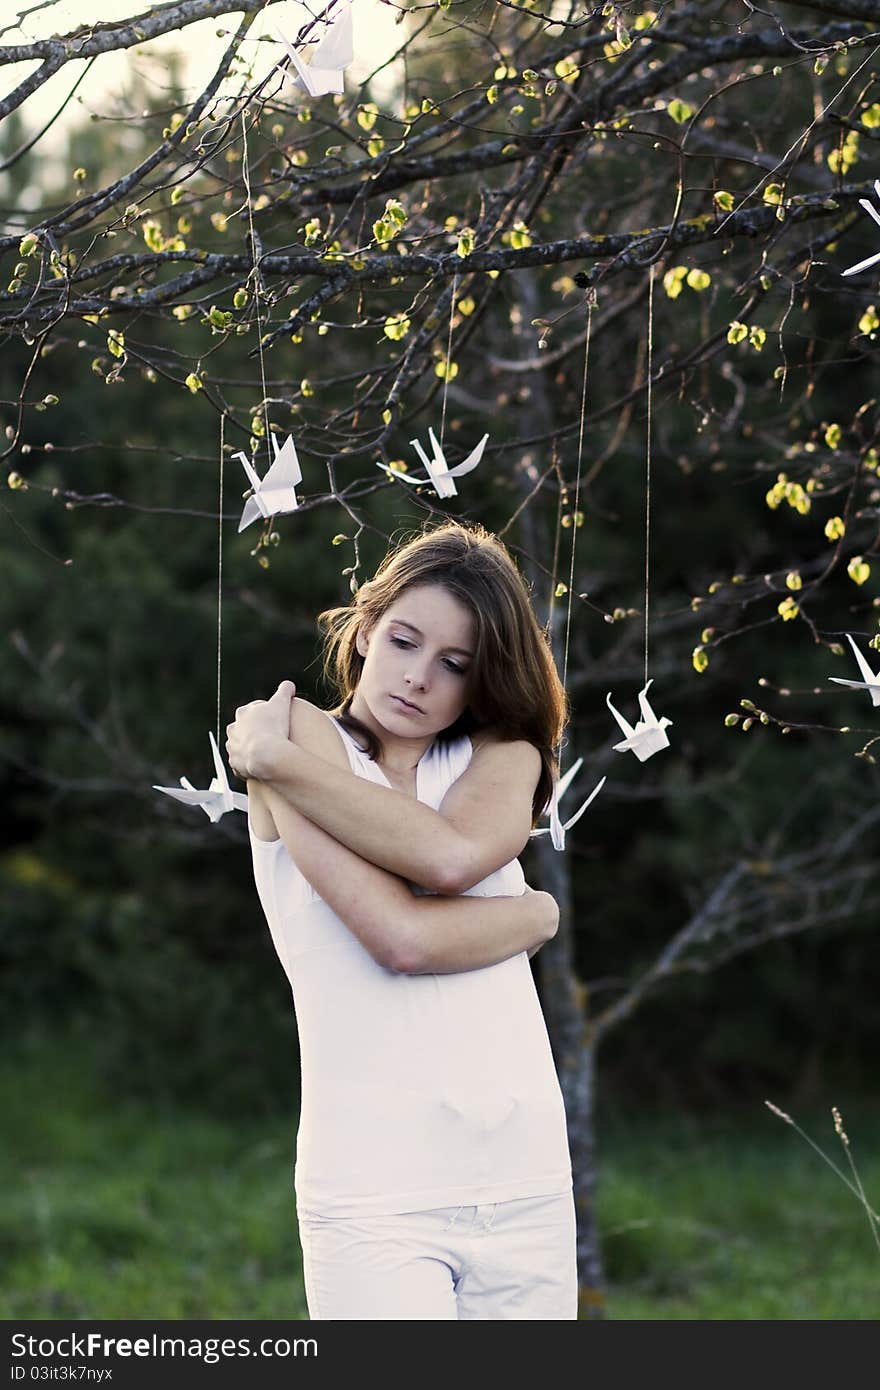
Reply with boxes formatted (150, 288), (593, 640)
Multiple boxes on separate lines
(355, 622), (371, 659)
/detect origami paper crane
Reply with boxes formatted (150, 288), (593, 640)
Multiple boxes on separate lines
(233, 433), (302, 533)
(606, 679), (672, 762)
(153, 732), (248, 823)
(531, 756), (606, 852)
(275, 1), (354, 97)
(828, 632), (880, 706)
(841, 180), (880, 277)
(376, 429), (488, 499)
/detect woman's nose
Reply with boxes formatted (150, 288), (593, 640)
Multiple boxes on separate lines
(405, 661), (429, 690)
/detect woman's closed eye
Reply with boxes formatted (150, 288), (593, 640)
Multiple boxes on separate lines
(389, 636), (466, 675)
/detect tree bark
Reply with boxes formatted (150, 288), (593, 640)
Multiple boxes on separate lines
(514, 269), (606, 1317)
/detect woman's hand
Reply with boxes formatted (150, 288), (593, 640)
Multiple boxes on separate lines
(522, 882), (559, 945)
(226, 680), (296, 780)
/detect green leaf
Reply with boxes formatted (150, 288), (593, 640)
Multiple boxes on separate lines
(824, 423), (842, 449)
(667, 99), (695, 124)
(847, 556), (870, 586)
(748, 325), (766, 351)
(383, 314), (411, 341)
(686, 268), (711, 291)
(777, 596), (799, 621)
(142, 220), (165, 252)
(663, 266), (687, 300)
(862, 103), (880, 130)
(554, 58), (579, 83)
(357, 103), (379, 132)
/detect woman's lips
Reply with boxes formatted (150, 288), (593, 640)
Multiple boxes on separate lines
(390, 694), (423, 714)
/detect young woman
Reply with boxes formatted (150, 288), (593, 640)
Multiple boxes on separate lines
(226, 520), (577, 1320)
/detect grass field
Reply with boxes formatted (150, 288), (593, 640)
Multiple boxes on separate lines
(4, 1033), (877, 1319)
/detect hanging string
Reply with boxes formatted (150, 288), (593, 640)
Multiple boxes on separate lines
(644, 263), (655, 687)
(559, 291), (593, 709)
(240, 109), (272, 468)
(216, 413), (225, 748)
(547, 291), (593, 791)
(439, 272), (458, 447)
(547, 435), (562, 623)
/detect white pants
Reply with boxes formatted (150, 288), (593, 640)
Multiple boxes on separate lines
(298, 1190), (577, 1320)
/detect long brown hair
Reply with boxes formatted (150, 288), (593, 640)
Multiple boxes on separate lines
(316, 520), (568, 825)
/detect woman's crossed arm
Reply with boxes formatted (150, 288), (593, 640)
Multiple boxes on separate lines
(231, 687), (543, 896)
(243, 691), (556, 973)
(252, 780), (557, 974)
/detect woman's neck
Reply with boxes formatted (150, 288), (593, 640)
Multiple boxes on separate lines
(344, 693), (435, 772)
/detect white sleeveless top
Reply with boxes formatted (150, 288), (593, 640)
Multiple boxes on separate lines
(248, 716), (572, 1218)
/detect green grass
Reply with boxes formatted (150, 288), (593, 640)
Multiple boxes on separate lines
(4, 1032), (877, 1318)
(600, 1104), (880, 1318)
(3, 1034), (307, 1319)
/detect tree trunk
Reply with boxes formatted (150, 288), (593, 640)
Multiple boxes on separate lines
(514, 270), (605, 1317)
(534, 834), (605, 1318)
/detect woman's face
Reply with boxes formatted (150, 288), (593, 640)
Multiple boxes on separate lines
(353, 583), (476, 738)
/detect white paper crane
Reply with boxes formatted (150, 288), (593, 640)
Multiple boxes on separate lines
(275, 1), (354, 97)
(841, 180), (880, 277)
(828, 632), (880, 706)
(234, 434), (302, 533)
(607, 679), (672, 762)
(530, 756), (606, 852)
(376, 429), (488, 499)
(153, 732), (248, 823)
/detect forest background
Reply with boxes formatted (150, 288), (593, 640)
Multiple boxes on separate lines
(1, 0), (878, 1319)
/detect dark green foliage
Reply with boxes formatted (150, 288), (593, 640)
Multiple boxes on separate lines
(2, 2), (879, 1115)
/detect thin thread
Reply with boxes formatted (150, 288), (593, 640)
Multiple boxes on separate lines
(546, 438), (562, 624)
(644, 263), (655, 687)
(439, 273), (457, 446)
(216, 414), (225, 748)
(241, 109), (272, 468)
(560, 294), (592, 709)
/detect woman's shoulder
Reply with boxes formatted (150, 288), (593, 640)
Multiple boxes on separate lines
(464, 727), (543, 800)
(468, 724), (539, 757)
(288, 697), (353, 769)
